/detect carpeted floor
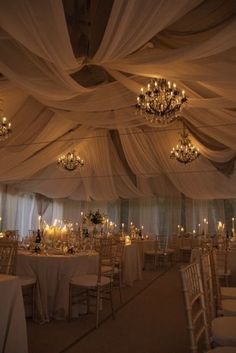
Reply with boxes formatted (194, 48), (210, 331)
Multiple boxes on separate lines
(27, 266), (189, 353)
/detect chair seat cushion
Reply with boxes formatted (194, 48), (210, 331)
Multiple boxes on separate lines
(102, 265), (119, 274)
(19, 275), (36, 287)
(222, 299), (236, 316)
(70, 274), (111, 288)
(207, 348), (236, 353)
(102, 265), (112, 274)
(212, 316), (236, 346)
(221, 287), (236, 299)
(179, 246), (191, 250)
(218, 269), (231, 276)
(163, 248), (175, 254)
(144, 250), (164, 255)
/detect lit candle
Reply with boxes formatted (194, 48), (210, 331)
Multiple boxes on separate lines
(80, 212), (84, 236)
(0, 217), (2, 232)
(198, 223), (201, 234)
(232, 217), (235, 235)
(109, 221), (113, 232)
(180, 227), (184, 233)
(177, 224), (180, 236)
(141, 225), (144, 239)
(38, 215), (41, 230)
(203, 218), (207, 235)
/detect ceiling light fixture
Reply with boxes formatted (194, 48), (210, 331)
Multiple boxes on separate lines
(136, 78), (187, 124)
(170, 124), (200, 164)
(57, 150), (84, 171)
(0, 99), (12, 141)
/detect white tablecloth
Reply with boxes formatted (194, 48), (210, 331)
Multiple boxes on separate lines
(16, 251), (98, 322)
(0, 274), (28, 353)
(123, 243), (142, 286)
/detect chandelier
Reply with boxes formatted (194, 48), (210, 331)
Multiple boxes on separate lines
(0, 99), (12, 141)
(170, 124), (200, 164)
(136, 78), (187, 124)
(57, 150), (84, 171)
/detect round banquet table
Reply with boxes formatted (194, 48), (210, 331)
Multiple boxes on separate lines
(0, 274), (28, 353)
(16, 251), (98, 323)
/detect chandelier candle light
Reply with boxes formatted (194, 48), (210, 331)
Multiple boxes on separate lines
(136, 78), (187, 124)
(0, 99), (12, 141)
(57, 150), (84, 171)
(170, 124), (200, 164)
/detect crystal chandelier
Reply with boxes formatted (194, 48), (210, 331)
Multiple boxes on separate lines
(136, 78), (187, 124)
(57, 150), (84, 171)
(0, 99), (12, 141)
(170, 124), (200, 164)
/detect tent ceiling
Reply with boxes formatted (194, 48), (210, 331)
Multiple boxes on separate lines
(0, 0), (236, 201)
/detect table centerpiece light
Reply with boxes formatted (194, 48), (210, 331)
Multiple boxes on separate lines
(136, 78), (187, 124)
(83, 210), (106, 235)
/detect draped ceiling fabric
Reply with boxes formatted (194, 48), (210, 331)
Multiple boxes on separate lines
(0, 0), (235, 201)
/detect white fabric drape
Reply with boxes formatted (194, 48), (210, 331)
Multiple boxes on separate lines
(0, 185), (235, 236)
(0, 0), (235, 201)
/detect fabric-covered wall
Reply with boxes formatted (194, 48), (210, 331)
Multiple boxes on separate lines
(0, 186), (235, 238)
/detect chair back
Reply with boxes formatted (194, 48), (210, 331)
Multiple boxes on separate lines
(180, 262), (210, 353)
(5, 230), (19, 241)
(97, 238), (113, 282)
(215, 248), (229, 275)
(190, 247), (202, 264)
(168, 235), (178, 249)
(112, 240), (125, 267)
(199, 253), (216, 324)
(0, 240), (18, 275)
(208, 249), (223, 312)
(179, 233), (193, 249)
(157, 235), (168, 250)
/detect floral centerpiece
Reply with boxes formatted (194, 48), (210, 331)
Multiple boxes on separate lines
(83, 210), (106, 226)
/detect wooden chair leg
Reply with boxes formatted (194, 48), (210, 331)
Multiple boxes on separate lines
(110, 285), (115, 320)
(32, 284), (36, 321)
(96, 287), (101, 328)
(119, 272), (123, 303)
(68, 284), (72, 321)
(86, 289), (90, 314)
